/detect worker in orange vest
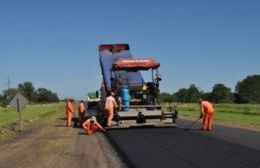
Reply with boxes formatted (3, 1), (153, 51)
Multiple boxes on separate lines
(105, 92), (118, 126)
(66, 98), (74, 127)
(83, 116), (105, 135)
(199, 99), (215, 131)
(78, 100), (86, 127)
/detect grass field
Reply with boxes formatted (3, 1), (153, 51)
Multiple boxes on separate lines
(0, 103), (65, 140)
(162, 103), (260, 127)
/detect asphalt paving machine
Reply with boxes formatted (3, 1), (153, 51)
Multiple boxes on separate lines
(98, 44), (176, 128)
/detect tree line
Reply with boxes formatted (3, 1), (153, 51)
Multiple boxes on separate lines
(159, 74), (260, 104)
(0, 81), (59, 107)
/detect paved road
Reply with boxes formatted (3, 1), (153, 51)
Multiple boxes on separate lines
(106, 119), (260, 168)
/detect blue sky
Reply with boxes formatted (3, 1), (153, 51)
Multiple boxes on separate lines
(0, 0), (259, 99)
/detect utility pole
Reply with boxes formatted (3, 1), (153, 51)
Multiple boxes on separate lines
(6, 77), (12, 89)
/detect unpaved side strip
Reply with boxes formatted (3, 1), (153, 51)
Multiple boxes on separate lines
(0, 119), (127, 168)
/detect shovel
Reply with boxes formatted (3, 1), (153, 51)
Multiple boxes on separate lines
(184, 117), (202, 131)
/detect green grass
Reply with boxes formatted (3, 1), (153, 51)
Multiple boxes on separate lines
(162, 103), (260, 127)
(0, 103), (65, 140)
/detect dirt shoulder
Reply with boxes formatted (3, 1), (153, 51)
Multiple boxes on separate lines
(0, 117), (127, 168)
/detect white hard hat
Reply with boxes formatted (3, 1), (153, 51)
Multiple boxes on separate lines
(90, 116), (96, 121)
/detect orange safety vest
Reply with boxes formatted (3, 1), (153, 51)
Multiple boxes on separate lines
(78, 102), (85, 113)
(105, 96), (117, 110)
(84, 119), (103, 135)
(66, 101), (73, 113)
(201, 101), (214, 114)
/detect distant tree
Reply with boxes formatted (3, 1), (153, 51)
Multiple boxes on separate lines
(0, 95), (7, 107)
(235, 75), (260, 103)
(0, 81), (59, 106)
(202, 92), (211, 101)
(186, 84), (202, 103)
(159, 92), (174, 102)
(0, 88), (18, 107)
(171, 93), (177, 102)
(48, 92), (59, 102)
(210, 83), (234, 103)
(174, 88), (188, 102)
(2, 88), (18, 101)
(35, 88), (59, 103)
(18, 82), (36, 101)
(88, 92), (98, 99)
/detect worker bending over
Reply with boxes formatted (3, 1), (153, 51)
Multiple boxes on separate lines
(66, 98), (74, 127)
(78, 100), (86, 127)
(199, 99), (215, 131)
(105, 92), (118, 126)
(83, 116), (105, 135)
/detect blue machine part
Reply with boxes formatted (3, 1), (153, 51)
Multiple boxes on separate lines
(120, 86), (130, 111)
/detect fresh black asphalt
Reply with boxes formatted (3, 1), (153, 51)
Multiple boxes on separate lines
(106, 119), (260, 168)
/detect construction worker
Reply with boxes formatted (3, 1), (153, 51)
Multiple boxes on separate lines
(83, 116), (105, 135)
(78, 100), (86, 128)
(105, 92), (118, 126)
(66, 98), (74, 127)
(199, 99), (215, 131)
